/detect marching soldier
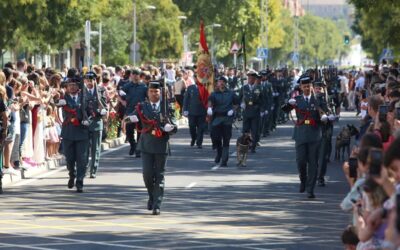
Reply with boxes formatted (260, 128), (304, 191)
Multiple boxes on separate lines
(227, 68), (238, 91)
(127, 82), (177, 215)
(259, 70), (273, 137)
(208, 76), (239, 167)
(182, 78), (208, 148)
(239, 70), (265, 153)
(84, 71), (108, 179)
(314, 80), (335, 187)
(58, 76), (90, 193)
(283, 76), (325, 198)
(119, 69), (147, 157)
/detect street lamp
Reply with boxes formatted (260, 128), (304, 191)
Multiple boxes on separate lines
(85, 21), (102, 67)
(132, 1), (156, 66)
(206, 23), (222, 65)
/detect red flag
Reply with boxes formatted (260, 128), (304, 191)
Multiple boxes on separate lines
(199, 19), (209, 53)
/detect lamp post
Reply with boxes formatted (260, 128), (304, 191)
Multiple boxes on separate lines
(206, 23), (221, 65)
(178, 15), (188, 66)
(132, 1), (156, 66)
(85, 20), (102, 67)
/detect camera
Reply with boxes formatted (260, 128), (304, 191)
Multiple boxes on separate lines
(378, 105), (389, 122)
(348, 158), (358, 178)
(368, 148), (383, 176)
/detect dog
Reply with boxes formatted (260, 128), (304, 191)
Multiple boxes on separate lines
(335, 124), (359, 161)
(236, 133), (253, 167)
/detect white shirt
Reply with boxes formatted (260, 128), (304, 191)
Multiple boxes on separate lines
(355, 76), (365, 90)
(303, 94), (311, 102)
(339, 76), (349, 94)
(150, 100), (161, 111)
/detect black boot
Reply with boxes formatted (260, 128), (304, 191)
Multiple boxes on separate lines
(220, 147), (229, 167)
(214, 147), (222, 164)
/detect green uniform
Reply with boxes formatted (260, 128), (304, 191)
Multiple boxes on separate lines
(86, 86), (107, 177)
(133, 99), (177, 211)
(61, 94), (90, 190)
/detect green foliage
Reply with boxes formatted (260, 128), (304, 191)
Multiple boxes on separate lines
(349, 0), (400, 61)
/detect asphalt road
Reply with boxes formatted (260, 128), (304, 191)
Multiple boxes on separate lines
(0, 112), (357, 250)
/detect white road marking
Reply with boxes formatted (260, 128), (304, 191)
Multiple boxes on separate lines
(230, 152), (237, 157)
(185, 182), (197, 188)
(12, 144), (128, 187)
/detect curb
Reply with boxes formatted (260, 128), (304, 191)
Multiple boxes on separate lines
(2, 137), (127, 186)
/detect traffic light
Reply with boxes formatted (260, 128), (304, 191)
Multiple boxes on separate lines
(344, 35), (350, 45)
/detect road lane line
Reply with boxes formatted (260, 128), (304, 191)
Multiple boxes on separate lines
(185, 182), (197, 188)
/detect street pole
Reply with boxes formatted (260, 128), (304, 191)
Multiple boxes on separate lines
(265, 0), (268, 68)
(211, 26), (214, 65)
(99, 22), (102, 65)
(85, 20), (91, 67)
(133, 0), (137, 66)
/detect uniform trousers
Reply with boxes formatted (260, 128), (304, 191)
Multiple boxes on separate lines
(295, 141), (320, 194)
(142, 152), (167, 209)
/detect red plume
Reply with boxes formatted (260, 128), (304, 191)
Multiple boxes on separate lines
(199, 19), (209, 53)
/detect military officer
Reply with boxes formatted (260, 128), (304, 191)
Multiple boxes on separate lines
(119, 69), (147, 157)
(84, 71), (108, 178)
(58, 76), (90, 193)
(182, 79), (208, 148)
(208, 76), (239, 167)
(239, 70), (265, 153)
(259, 70), (272, 137)
(227, 68), (238, 91)
(127, 82), (177, 215)
(284, 76), (325, 198)
(314, 80), (335, 187)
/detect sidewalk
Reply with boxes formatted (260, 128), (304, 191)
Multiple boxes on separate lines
(2, 137), (127, 186)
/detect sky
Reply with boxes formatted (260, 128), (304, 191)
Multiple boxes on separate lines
(301, 0), (347, 5)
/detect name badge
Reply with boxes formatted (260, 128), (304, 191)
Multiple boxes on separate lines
(248, 101), (253, 105)
(304, 120), (310, 125)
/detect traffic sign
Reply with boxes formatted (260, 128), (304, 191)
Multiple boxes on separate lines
(230, 42), (239, 54)
(257, 48), (268, 59)
(291, 52), (299, 62)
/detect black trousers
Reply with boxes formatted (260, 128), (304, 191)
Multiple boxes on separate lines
(295, 141), (320, 194)
(188, 115), (206, 146)
(63, 139), (89, 181)
(126, 122), (141, 151)
(242, 116), (260, 149)
(142, 152), (167, 209)
(211, 123), (232, 148)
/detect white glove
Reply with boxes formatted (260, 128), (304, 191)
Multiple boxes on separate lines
(207, 107), (213, 116)
(264, 110), (268, 115)
(119, 90), (126, 96)
(240, 103), (246, 109)
(227, 110), (234, 116)
(260, 112), (264, 117)
(288, 98), (296, 105)
(164, 123), (174, 132)
(128, 115), (139, 123)
(100, 109), (107, 116)
(81, 120), (90, 126)
(328, 114), (336, 121)
(275, 93), (280, 97)
(57, 99), (66, 106)
(183, 111), (189, 117)
(321, 114), (328, 122)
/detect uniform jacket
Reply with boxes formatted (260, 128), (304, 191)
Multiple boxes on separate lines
(208, 89), (239, 126)
(61, 93), (89, 141)
(239, 84), (265, 118)
(86, 86), (107, 132)
(183, 84), (207, 116)
(134, 100), (177, 154)
(122, 81), (148, 114)
(292, 94), (322, 144)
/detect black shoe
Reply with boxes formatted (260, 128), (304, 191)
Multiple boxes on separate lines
(220, 162), (228, 167)
(197, 145), (202, 149)
(135, 153), (141, 158)
(152, 208), (160, 215)
(308, 193), (315, 199)
(190, 140), (195, 147)
(317, 179), (325, 187)
(299, 183), (305, 193)
(147, 200), (153, 211)
(0, 178), (3, 194)
(76, 180), (83, 193)
(90, 174), (96, 179)
(68, 178), (75, 189)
